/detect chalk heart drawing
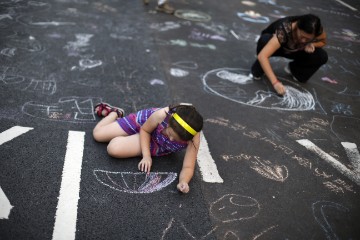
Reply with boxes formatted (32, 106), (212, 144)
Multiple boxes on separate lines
(22, 96), (101, 122)
(249, 158), (288, 182)
(174, 9), (211, 22)
(202, 68), (315, 111)
(210, 194), (260, 223)
(94, 170), (177, 194)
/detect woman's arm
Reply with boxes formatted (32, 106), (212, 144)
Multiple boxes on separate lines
(177, 132), (200, 193)
(138, 107), (168, 173)
(257, 35), (286, 95)
(312, 30), (327, 48)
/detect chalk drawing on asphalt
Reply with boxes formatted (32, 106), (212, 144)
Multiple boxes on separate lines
(297, 139), (360, 186)
(161, 218), (218, 240)
(170, 68), (189, 77)
(210, 194), (260, 223)
(221, 154), (288, 182)
(237, 11), (270, 23)
(0, 67), (57, 95)
(94, 170), (177, 194)
(312, 201), (350, 240)
(172, 61), (198, 69)
(149, 21), (181, 32)
(202, 68), (315, 111)
(17, 15), (75, 27)
(330, 116), (359, 143)
(22, 97), (101, 122)
(174, 9), (211, 22)
(64, 34), (93, 57)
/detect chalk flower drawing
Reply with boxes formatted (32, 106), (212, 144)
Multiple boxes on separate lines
(94, 170), (177, 194)
(210, 194), (260, 223)
(202, 68), (315, 111)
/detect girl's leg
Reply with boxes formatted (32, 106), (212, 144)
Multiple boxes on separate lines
(287, 48), (328, 82)
(107, 134), (142, 158)
(93, 112), (128, 142)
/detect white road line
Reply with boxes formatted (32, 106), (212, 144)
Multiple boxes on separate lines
(0, 126), (33, 145)
(197, 132), (224, 183)
(297, 139), (360, 186)
(334, 0), (357, 11)
(0, 186), (13, 219)
(341, 142), (360, 172)
(52, 131), (85, 240)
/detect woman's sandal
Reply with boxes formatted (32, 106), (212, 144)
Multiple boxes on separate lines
(94, 102), (124, 118)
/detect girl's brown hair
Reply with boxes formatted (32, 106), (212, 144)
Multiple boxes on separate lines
(168, 103), (203, 141)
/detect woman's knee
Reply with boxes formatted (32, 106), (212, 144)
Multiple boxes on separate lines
(314, 48), (328, 65)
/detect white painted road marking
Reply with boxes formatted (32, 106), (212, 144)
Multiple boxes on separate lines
(0, 126), (33, 219)
(0, 186), (13, 219)
(197, 132), (224, 183)
(52, 131), (85, 240)
(297, 139), (360, 186)
(0, 126), (33, 146)
(334, 0), (357, 11)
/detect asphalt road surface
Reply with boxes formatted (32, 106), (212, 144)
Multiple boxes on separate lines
(1, 0), (359, 239)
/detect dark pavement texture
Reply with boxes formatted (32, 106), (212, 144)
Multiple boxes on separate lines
(0, 0), (359, 239)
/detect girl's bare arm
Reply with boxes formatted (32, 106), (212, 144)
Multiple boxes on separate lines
(177, 132), (200, 193)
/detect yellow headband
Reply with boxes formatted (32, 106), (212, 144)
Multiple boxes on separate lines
(173, 113), (197, 136)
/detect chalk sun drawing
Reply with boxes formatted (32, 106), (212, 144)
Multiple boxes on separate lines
(94, 170), (177, 194)
(210, 194), (260, 223)
(202, 68), (315, 111)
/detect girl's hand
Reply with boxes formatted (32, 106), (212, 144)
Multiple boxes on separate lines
(273, 81), (286, 95)
(177, 182), (190, 193)
(305, 43), (315, 53)
(138, 156), (152, 173)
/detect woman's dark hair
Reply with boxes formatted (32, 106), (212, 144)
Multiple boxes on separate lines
(168, 103), (203, 141)
(296, 14), (323, 36)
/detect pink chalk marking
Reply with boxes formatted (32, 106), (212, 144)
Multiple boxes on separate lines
(321, 77), (338, 84)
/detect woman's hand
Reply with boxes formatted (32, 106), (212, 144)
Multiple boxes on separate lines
(138, 156), (152, 173)
(177, 182), (190, 193)
(273, 81), (286, 95)
(305, 43), (315, 53)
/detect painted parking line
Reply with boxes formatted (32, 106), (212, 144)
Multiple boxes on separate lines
(52, 131), (85, 240)
(0, 126), (33, 146)
(297, 139), (360, 186)
(0, 186), (13, 219)
(0, 126), (33, 219)
(197, 132), (224, 183)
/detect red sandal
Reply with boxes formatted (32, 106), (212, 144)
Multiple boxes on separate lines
(94, 102), (124, 118)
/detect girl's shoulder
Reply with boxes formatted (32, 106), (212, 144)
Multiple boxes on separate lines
(150, 107), (170, 124)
